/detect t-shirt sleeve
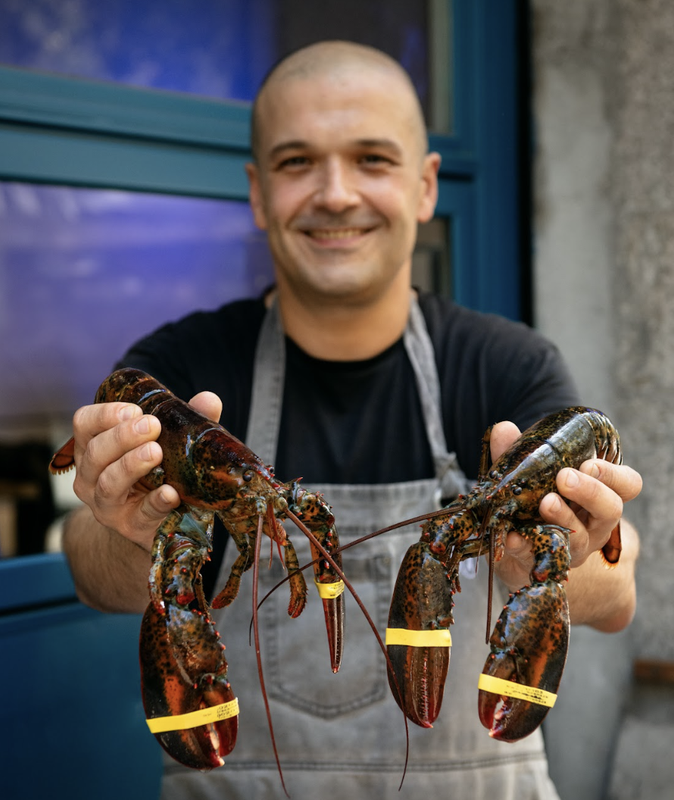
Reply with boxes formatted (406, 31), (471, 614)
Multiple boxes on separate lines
(485, 323), (580, 431)
(424, 297), (581, 479)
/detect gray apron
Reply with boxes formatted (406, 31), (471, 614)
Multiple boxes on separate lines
(160, 297), (560, 800)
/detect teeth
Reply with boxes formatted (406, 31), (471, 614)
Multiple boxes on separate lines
(308, 228), (364, 239)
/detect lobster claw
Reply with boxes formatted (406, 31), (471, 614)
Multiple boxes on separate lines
(386, 541), (454, 728)
(313, 570), (345, 674)
(140, 603), (239, 769)
(478, 524), (570, 741)
(285, 487), (345, 674)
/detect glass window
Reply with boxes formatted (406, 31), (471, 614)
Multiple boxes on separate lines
(0, 183), (273, 440)
(412, 218), (451, 297)
(0, 0), (275, 101)
(0, 0), (451, 128)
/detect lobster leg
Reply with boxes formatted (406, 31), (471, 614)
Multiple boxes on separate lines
(211, 502), (309, 617)
(478, 523), (571, 741)
(211, 528), (255, 610)
(148, 508), (212, 611)
(280, 535), (309, 618)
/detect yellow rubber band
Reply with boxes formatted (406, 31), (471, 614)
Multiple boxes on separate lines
(314, 579), (345, 599)
(385, 628), (452, 647)
(146, 698), (240, 734)
(478, 674), (557, 708)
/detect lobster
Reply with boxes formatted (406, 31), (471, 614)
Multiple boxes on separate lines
(383, 407), (623, 743)
(49, 368), (346, 779)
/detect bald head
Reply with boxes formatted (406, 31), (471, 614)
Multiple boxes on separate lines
(250, 41), (428, 162)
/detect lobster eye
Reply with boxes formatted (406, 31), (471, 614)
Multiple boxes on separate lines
(512, 485), (523, 495)
(243, 469), (254, 482)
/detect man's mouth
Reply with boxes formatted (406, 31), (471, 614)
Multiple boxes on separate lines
(304, 227), (372, 239)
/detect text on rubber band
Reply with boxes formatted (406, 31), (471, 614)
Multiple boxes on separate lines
(478, 674), (557, 707)
(385, 628), (452, 647)
(146, 698), (240, 734)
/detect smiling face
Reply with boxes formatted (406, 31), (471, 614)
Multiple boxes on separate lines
(246, 44), (440, 308)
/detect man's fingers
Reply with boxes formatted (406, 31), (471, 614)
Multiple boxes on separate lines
(539, 491), (582, 530)
(140, 484), (180, 523)
(579, 459), (643, 502)
(92, 440), (163, 505)
(555, 467), (624, 523)
(489, 421), (521, 462)
(73, 401), (142, 441)
(76, 413), (161, 484)
(189, 391), (222, 423)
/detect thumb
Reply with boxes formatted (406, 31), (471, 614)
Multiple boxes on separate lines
(189, 391), (222, 423)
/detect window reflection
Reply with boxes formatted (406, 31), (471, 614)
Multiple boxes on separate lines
(0, 0), (275, 101)
(0, 0), (443, 125)
(0, 184), (273, 436)
(0, 183), (273, 557)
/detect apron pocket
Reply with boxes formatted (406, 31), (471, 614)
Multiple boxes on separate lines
(258, 552), (392, 719)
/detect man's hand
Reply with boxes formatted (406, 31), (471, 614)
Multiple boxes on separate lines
(70, 392), (223, 551)
(489, 420), (642, 600)
(62, 389), (223, 613)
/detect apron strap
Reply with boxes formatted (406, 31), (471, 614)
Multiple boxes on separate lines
(403, 296), (471, 498)
(244, 298), (285, 465)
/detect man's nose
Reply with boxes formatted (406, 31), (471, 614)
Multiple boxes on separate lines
(314, 160), (359, 211)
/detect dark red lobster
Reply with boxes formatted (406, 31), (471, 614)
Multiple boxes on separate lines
(49, 368), (345, 778)
(383, 407), (623, 742)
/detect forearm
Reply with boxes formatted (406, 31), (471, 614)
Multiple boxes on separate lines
(566, 518), (640, 632)
(62, 504), (152, 614)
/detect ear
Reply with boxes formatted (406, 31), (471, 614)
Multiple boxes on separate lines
(417, 151), (441, 224)
(245, 162), (268, 230)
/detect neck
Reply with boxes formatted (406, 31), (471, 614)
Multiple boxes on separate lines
(273, 276), (413, 361)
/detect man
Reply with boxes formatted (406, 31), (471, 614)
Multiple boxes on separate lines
(62, 41), (641, 799)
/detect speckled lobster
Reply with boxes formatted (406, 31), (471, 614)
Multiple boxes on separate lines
(49, 368), (346, 780)
(383, 407), (622, 742)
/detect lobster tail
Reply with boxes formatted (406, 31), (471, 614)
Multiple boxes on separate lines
(48, 437), (75, 474)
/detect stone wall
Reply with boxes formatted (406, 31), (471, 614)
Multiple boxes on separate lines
(531, 1), (674, 798)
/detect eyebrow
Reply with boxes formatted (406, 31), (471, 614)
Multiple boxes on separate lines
(268, 140), (308, 160)
(267, 137), (405, 160)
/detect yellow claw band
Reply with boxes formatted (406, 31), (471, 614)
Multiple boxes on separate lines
(478, 674), (557, 708)
(385, 628), (452, 647)
(314, 579), (345, 599)
(146, 698), (240, 734)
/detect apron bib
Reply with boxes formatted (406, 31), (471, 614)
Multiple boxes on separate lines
(160, 297), (559, 800)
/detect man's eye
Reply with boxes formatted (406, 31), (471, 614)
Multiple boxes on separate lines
(277, 156), (310, 169)
(361, 154), (392, 166)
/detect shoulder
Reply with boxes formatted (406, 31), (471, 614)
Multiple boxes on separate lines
(118, 296), (266, 400)
(417, 291), (579, 433)
(418, 291), (544, 351)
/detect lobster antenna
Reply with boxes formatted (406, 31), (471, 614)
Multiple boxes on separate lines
(251, 510), (289, 798)
(331, 506), (457, 555)
(283, 508), (411, 789)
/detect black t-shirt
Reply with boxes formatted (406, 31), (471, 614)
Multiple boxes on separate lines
(118, 291), (579, 594)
